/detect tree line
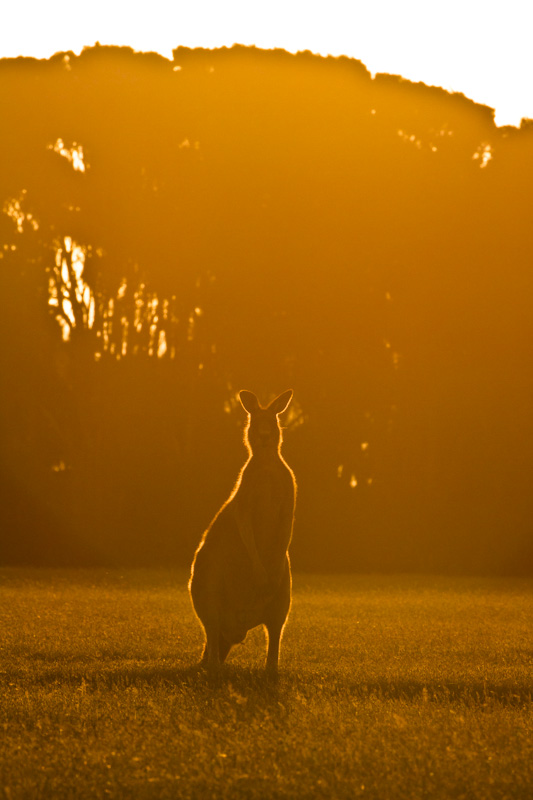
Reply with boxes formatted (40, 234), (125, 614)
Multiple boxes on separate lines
(1, 44), (532, 573)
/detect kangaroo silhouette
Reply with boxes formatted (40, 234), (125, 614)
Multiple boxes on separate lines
(189, 389), (296, 674)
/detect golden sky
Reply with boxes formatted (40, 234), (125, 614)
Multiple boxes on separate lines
(2, 0), (532, 127)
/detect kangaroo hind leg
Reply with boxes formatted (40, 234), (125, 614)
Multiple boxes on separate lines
(264, 619), (285, 676)
(219, 634), (233, 664)
(198, 616), (223, 675)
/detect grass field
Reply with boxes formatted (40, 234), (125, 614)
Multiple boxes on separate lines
(0, 569), (532, 799)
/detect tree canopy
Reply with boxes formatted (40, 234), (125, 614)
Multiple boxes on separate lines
(1, 45), (532, 573)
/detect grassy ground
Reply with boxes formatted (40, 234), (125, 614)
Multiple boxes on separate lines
(0, 569), (531, 799)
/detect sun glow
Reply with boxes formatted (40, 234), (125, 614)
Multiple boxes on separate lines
(0, 0), (531, 127)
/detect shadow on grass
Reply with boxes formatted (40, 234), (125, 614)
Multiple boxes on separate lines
(2, 661), (531, 706)
(1, 660), (281, 693)
(340, 678), (533, 706)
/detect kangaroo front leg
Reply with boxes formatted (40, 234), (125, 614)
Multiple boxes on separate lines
(264, 560), (291, 674)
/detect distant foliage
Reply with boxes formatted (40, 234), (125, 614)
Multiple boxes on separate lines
(0, 46), (532, 571)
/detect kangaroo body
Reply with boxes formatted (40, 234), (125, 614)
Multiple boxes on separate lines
(189, 390), (296, 673)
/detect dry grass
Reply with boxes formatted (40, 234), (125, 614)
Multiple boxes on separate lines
(0, 569), (532, 799)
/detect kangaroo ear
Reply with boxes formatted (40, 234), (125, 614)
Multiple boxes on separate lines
(269, 390), (293, 416)
(239, 390), (260, 414)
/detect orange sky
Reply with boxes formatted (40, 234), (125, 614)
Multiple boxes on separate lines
(1, 0), (532, 127)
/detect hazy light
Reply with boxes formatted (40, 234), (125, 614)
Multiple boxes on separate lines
(48, 138), (86, 172)
(187, 314), (196, 342)
(56, 315), (71, 341)
(472, 143), (493, 169)
(3, 193), (38, 233)
(4, 198), (25, 234)
(88, 296), (95, 329)
(398, 130), (422, 150)
(157, 330), (167, 358)
(117, 279), (127, 300)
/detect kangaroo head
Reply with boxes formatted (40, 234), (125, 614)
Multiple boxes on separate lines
(239, 390), (293, 454)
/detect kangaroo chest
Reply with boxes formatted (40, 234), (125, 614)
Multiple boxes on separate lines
(241, 466), (285, 508)
(236, 462), (293, 541)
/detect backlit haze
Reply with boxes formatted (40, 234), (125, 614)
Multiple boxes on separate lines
(1, 0), (532, 127)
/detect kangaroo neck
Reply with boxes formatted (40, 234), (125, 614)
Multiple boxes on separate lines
(249, 447), (281, 467)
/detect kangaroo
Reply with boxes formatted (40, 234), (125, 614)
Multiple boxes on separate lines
(189, 389), (296, 674)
